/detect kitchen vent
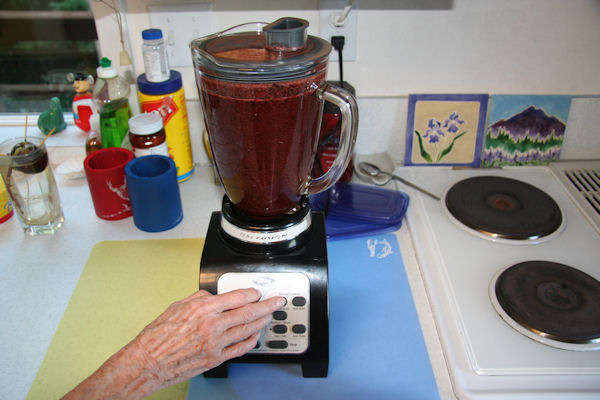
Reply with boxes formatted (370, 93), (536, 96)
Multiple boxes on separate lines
(550, 160), (600, 235)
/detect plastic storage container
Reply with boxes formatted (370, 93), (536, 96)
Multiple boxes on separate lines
(310, 183), (410, 239)
(142, 28), (170, 83)
(137, 70), (194, 182)
(93, 57), (132, 148)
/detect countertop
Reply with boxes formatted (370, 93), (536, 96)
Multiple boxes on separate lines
(0, 149), (454, 399)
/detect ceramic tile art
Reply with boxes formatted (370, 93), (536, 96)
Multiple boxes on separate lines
(405, 94), (488, 166)
(482, 95), (572, 167)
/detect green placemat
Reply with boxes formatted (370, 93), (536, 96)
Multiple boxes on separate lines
(27, 238), (204, 400)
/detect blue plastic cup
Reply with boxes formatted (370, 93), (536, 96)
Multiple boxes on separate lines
(125, 155), (183, 232)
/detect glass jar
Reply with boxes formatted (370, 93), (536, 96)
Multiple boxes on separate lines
(128, 113), (168, 157)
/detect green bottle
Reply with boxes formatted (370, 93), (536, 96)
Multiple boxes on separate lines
(93, 58), (132, 148)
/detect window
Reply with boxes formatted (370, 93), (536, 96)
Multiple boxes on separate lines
(0, 0), (98, 113)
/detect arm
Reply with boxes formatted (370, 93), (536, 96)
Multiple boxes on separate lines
(62, 288), (285, 400)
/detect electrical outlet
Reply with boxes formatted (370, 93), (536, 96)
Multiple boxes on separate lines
(149, 3), (214, 67)
(318, 0), (358, 62)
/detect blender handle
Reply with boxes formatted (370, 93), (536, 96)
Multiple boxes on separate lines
(305, 83), (359, 195)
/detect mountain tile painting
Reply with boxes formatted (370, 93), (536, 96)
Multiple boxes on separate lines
(482, 95), (572, 167)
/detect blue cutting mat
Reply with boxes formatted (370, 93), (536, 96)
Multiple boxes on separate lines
(187, 233), (439, 399)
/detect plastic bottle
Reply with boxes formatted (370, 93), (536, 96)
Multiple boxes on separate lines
(142, 29), (170, 83)
(137, 71), (194, 182)
(93, 57), (132, 148)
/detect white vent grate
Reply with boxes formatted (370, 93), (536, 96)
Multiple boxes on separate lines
(550, 160), (600, 235)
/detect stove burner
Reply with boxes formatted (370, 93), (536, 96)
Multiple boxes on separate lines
(445, 176), (563, 241)
(492, 261), (600, 348)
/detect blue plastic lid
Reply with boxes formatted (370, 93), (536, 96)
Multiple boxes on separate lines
(310, 183), (410, 240)
(137, 70), (182, 95)
(142, 28), (163, 40)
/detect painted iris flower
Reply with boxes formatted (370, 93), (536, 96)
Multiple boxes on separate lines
(443, 112), (465, 134)
(424, 118), (444, 143)
(414, 112), (468, 162)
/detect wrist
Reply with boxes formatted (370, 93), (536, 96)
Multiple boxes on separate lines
(62, 339), (160, 400)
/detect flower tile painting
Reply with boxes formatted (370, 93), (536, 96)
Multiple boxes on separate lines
(405, 94), (488, 166)
(482, 95), (572, 167)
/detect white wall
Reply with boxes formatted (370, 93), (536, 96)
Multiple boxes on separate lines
(91, 0), (600, 164)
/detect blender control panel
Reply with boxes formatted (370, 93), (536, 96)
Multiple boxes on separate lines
(217, 272), (310, 354)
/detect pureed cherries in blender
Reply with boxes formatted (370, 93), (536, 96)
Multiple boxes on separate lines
(200, 72), (325, 219)
(192, 18), (357, 220)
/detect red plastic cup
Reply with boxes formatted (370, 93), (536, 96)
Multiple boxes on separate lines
(84, 148), (135, 220)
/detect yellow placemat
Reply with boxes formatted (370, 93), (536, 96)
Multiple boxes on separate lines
(27, 238), (204, 400)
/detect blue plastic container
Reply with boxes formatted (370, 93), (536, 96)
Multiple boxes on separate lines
(310, 183), (410, 240)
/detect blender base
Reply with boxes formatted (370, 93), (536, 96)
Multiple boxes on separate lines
(199, 210), (329, 378)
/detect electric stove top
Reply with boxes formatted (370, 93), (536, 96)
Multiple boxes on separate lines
(403, 161), (600, 399)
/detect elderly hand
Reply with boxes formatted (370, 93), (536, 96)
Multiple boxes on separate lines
(63, 288), (285, 400)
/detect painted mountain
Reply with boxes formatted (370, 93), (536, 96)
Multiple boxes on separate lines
(482, 106), (566, 167)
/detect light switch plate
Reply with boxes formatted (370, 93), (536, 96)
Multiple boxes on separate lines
(148, 3), (214, 67)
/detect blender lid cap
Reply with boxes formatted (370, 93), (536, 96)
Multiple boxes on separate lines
(263, 17), (308, 52)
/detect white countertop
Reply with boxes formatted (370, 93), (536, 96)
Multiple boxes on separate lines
(0, 151), (453, 399)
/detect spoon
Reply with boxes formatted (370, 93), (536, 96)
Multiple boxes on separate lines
(358, 161), (441, 201)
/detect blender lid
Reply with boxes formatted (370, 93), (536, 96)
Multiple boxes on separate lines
(190, 17), (331, 81)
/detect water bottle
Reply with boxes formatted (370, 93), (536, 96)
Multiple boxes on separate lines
(142, 29), (170, 83)
(93, 57), (132, 148)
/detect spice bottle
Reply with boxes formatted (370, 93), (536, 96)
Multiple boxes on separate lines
(85, 114), (103, 156)
(93, 57), (132, 148)
(128, 113), (169, 157)
(142, 29), (170, 83)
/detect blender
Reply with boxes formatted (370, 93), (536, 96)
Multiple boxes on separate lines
(191, 17), (358, 377)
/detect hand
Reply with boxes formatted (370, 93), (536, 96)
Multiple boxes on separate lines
(62, 288), (285, 400)
(135, 288), (285, 389)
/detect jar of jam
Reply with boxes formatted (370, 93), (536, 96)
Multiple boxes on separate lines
(128, 113), (168, 157)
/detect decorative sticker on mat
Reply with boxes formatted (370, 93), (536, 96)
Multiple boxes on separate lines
(405, 94), (489, 167)
(482, 95), (572, 167)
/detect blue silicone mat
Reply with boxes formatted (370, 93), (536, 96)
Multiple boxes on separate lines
(187, 233), (439, 399)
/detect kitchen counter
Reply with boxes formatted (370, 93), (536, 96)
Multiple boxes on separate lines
(0, 150), (453, 399)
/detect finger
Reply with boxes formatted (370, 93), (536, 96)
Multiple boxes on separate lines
(216, 296), (285, 330)
(221, 331), (261, 361)
(203, 288), (262, 313)
(221, 313), (272, 346)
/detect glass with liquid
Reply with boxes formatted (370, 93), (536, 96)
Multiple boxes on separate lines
(0, 137), (64, 235)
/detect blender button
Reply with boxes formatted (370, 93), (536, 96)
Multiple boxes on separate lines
(272, 324), (288, 334)
(292, 324), (307, 334)
(267, 340), (288, 349)
(292, 296), (306, 307)
(272, 310), (287, 320)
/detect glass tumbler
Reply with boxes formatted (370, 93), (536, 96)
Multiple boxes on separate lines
(0, 136), (64, 235)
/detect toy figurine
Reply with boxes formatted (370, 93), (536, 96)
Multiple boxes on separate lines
(37, 97), (67, 135)
(67, 72), (96, 132)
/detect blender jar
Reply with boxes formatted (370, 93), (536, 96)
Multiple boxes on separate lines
(191, 18), (358, 220)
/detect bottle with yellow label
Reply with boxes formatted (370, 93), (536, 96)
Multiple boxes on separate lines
(137, 70), (194, 182)
(0, 178), (14, 224)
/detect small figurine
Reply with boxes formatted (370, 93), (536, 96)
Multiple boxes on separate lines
(37, 97), (67, 135)
(67, 72), (96, 132)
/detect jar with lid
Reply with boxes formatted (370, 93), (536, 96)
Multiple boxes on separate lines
(128, 113), (169, 157)
(142, 28), (170, 83)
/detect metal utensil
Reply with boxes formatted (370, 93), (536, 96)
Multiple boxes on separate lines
(358, 162), (441, 201)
